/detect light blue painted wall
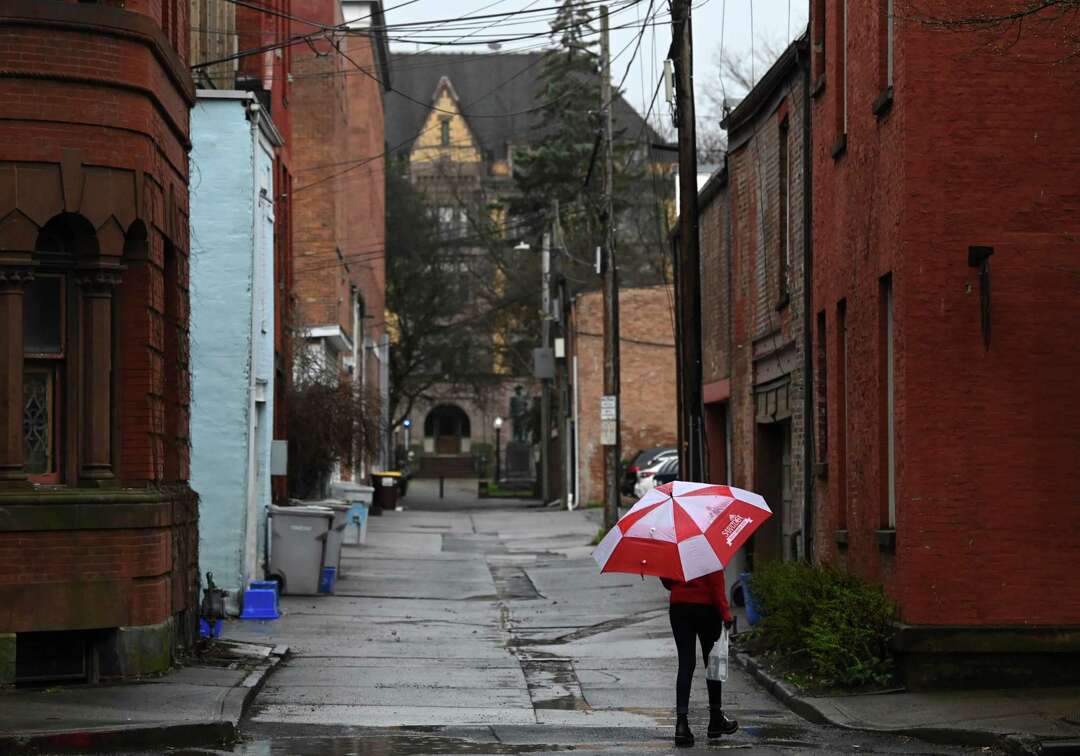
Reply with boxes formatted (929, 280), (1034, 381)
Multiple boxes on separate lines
(189, 96), (259, 606)
(250, 134), (276, 584)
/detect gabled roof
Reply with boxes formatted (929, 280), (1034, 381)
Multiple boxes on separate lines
(385, 51), (672, 163)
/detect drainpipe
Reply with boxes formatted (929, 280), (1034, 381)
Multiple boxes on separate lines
(244, 97), (261, 591)
(799, 43), (815, 564)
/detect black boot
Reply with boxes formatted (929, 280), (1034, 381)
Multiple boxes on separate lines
(674, 714), (695, 747)
(707, 709), (739, 737)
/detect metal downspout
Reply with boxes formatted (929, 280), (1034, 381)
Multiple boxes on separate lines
(800, 45), (816, 564)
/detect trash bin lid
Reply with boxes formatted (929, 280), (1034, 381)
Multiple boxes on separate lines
(304, 498), (350, 511)
(331, 481), (375, 496)
(269, 504), (333, 518)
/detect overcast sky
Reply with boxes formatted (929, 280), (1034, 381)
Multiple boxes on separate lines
(384, 1), (809, 132)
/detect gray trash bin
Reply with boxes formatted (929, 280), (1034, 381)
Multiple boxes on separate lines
(310, 499), (349, 575)
(330, 482), (374, 546)
(269, 504), (333, 595)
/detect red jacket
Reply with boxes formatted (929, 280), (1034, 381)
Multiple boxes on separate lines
(661, 572), (733, 622)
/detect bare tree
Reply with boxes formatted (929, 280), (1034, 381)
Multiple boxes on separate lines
(698, 38), (787, 163)
(287, 330), (382, 500)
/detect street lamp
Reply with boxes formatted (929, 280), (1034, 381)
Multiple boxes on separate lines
(493, 416), (503, 483)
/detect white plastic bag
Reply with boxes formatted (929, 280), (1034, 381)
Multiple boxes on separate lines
(706, 626), (729, 682)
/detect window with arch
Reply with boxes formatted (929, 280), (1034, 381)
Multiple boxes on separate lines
(23, 215), (97, 483)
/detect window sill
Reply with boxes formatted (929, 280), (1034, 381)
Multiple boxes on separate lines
(873, 86), (894, 120)
(876, 528), (897, 553)
(814, 462), (828, 480)
(831, 133), (847, 160)
(811, 74), (826, 99)
(834, 529), (848, 549)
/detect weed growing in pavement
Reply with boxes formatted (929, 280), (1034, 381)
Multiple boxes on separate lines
(746, 562), (896, 691)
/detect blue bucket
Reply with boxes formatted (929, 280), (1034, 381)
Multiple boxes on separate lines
(740, 571), (761, 626)
(199, 618), (223, 638)
(240, 581), (281, 620)
(318, 566), (337, 594)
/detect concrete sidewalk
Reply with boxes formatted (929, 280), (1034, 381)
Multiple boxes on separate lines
(737, 650), (1080, 754)
(0, 640), (283, 755)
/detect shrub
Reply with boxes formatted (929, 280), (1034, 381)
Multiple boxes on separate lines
(749, 562), (896, 689)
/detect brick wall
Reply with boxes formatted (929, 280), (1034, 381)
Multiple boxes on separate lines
(811, 0), (1080, 625)
(0, 1), (198, 648)
(698, 45), (809, 562)
(700, 175), (730, 387)
(290, 5), (385, 351)
(571, 286), (678, 505)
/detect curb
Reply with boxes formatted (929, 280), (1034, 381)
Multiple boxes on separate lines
(0, 721), (236, 756)
(0, 644), (288, 756)
(732, 650), (1044, 756)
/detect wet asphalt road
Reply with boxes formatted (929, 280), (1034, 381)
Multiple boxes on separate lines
(89, 483), (999, 755)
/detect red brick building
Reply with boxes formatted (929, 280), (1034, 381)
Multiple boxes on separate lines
(0, 0), (198, 682)
(290, 0), (390, 483)
(698, 39), (811, 572)
(570, 286), (677, 507)
(810, 0), (1080, 686)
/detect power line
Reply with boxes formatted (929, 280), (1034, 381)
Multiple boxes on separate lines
(191, 0), (643, 70)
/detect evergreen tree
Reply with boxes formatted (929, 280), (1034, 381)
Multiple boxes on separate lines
(513, 0), (672, 291)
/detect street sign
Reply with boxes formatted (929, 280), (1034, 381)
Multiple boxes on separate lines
(601, 419), (617, 446)
(600, 395), (617, 420)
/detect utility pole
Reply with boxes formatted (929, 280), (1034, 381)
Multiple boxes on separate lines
(600, 5), (621, 530)
(553, 200), (571, 511)
(671, 0), (703, 482)
(540, 230), (551, 504)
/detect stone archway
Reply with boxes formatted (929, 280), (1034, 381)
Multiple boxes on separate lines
(423, 404), (471, 455)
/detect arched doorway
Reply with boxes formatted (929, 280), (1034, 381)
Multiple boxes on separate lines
(424, 404), (471, 455)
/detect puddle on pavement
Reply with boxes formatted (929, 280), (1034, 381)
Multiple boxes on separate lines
(740, 722), (819, 748)
(532, 692), (590, 710)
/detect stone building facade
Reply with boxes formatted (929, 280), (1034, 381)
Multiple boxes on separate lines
(0, 0), (198, 683)
(698, 39), (811, 569)
(810, 0), (1080, 686)
(384, 52), (674, 482)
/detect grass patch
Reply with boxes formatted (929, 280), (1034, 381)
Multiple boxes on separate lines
(742, 561), (897, 693)
(590, 526), (607, 546)
(482, 481), (537, 498)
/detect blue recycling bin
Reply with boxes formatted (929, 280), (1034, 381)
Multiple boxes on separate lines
(740, 571), (761, 625)
(318, 566), (337, 594)
(240, 580), (281, 620)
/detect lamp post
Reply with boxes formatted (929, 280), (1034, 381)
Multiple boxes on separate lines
(493, 416), (503, 483)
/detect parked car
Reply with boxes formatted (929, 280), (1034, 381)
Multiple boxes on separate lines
(622, 446), (677, 496)
(632, 450), (679, 499)
(652, 455), (680, 488)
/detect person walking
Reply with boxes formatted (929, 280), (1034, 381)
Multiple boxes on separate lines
(662, 571), (739, 747)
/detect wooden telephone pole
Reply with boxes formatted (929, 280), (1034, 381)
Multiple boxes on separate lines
(671, 0), (704, 482)
(600, 5), (621, 530)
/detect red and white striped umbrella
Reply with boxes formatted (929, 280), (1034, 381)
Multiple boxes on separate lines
(592, 481), (772, 581)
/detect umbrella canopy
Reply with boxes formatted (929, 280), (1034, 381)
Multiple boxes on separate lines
(592, 481), (772, 581)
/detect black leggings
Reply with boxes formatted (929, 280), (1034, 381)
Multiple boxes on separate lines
(669, 603), (723, 715)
